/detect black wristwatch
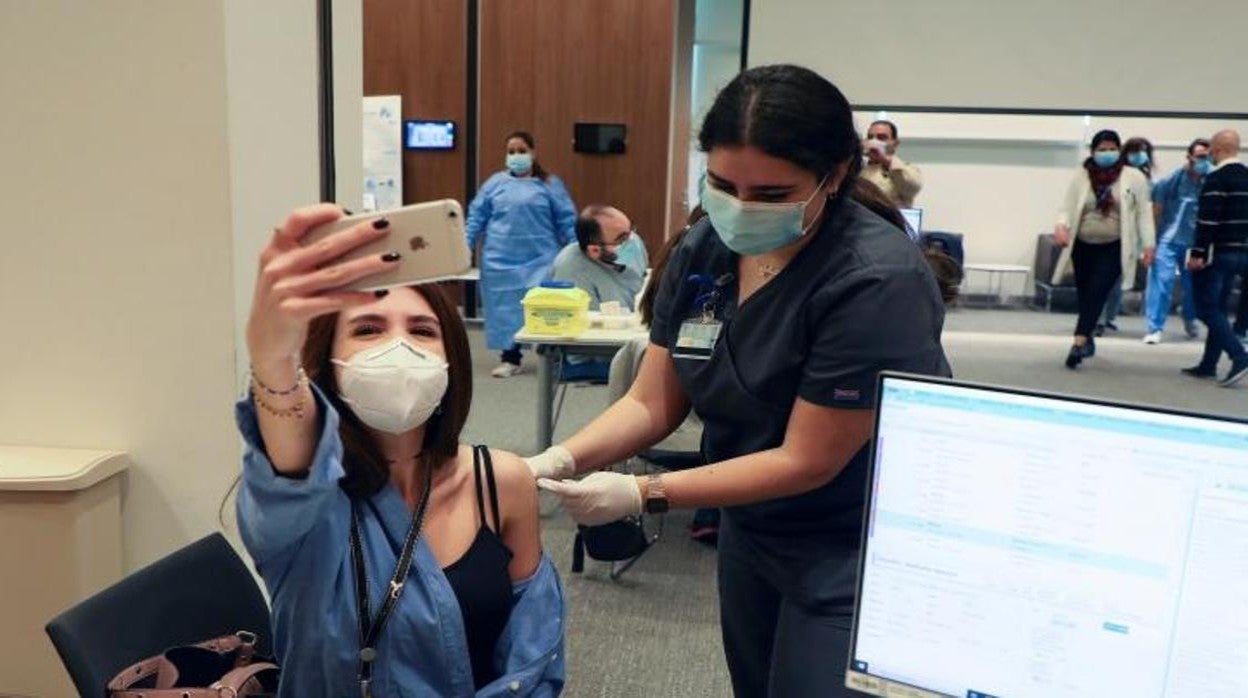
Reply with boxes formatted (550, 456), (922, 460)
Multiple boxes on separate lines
(644, 474), (669, 514)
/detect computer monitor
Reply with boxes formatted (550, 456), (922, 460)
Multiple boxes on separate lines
(847, 374), (1248, 698)
(900, 207), (923, 240)
(404, 120), (456, 150)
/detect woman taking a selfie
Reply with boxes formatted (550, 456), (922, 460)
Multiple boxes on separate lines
(532, 65), (950, 696)
(236, 204), (564, 697)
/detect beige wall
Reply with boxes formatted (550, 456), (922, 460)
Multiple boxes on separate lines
(1, 0), (361, 581)
(333, 0), (365, 209)
(0, 2), (239, 573)
(750, 0), (1248, 114)
(849, 111), (1248, 297)
(225, 0), (322, 395)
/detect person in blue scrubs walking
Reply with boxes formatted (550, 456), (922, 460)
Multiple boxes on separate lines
(1142, 138), (1212, 344)
(467, 131), (578, 378)
(237, 204), (565, 697)
(530, 65), (951, 697)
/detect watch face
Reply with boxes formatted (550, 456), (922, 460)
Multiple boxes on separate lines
(646, 497), (669, 514)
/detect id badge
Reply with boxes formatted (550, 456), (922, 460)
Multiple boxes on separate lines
(672, 319), (722, 360)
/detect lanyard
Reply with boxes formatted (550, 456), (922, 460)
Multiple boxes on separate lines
(688, 272), (735, 321)
(349, 463), (433, 698)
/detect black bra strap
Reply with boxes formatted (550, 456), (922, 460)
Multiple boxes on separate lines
(472, 446), (487, 529)
(474, 445), (502, 532)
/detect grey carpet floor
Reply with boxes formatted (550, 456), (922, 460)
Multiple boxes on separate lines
(459, 307), (1246, 697)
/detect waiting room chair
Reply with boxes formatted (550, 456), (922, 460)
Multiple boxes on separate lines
(920, 231), (965, 270)
(45, 532), (272, 698)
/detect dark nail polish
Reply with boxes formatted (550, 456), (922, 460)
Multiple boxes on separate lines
(373, 289), (390, 298)
(381, 252), (401, 262)
(372, 218), (390, 230)
(342, 208), (354, 215)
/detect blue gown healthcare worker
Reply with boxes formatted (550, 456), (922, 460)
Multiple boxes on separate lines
(236, 212), (564, 698)
(467, 131), (578, 378)
(529, 66), (950, 697)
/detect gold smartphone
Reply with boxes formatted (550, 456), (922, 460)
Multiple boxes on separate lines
(303, 199), (471, 291)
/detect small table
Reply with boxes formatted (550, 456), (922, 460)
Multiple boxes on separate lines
(963, 263), (1030, 306)
(443, 267), (481, 319)
(514, 325), (648, 450)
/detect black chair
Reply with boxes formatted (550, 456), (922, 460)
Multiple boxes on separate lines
(920, 231), (965, 270)
(45, 532), (272, 698)
(1032, 232), (1078, 312)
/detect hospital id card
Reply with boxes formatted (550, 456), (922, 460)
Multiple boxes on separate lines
(672, 320), (722, 359)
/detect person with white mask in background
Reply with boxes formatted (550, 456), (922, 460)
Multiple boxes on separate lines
(861, 119), (924, 208)
(234, 204), (565, 696)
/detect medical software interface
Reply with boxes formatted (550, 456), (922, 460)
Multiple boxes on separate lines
(851, 377), (1248, 698)
(901, 207), (923, 237)
(404, 120), (455, 150)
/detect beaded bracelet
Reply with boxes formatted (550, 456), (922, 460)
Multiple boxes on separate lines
(252, 388), (308, 419)
(251, 365), (307, 397)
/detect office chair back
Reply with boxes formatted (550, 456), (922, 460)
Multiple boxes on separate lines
(920, 231), (965, 270)
(45, 532), (272, 698)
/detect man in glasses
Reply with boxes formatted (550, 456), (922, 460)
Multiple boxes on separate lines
(551, 204), (649, 381)
(552, 204), (648, 312)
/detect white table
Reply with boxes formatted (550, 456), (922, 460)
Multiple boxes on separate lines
(444, 267), (481, 319)
(963, 263), (1030, 306)
(514, 324), (648, 450)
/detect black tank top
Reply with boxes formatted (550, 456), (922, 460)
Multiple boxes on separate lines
(442, 446), (515, 689)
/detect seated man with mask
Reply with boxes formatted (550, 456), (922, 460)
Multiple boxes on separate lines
(551, 204), (648, 381)
(552, 204), (647, 310)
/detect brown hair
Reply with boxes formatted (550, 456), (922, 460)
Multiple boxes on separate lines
(506, 130), (549, 181)
(638, 206), (707, 326)
(1123, 136), (1155, 178)
(303, 284), (474, 498)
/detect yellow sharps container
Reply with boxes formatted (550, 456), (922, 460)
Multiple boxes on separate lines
(522, 281), (590, 336)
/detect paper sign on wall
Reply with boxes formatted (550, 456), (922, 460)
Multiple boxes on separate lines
(362, 95), (402, 212)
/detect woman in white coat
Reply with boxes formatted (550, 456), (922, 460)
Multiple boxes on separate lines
(1052, 129), (1155, 368)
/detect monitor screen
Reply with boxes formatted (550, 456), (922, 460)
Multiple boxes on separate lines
(573, 123), (626, 154)
(404, 120), (456, 150)
(848, 375), (1248, 698)
(900, 207), (922, 240)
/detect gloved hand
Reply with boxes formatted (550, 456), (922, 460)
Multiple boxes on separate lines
(537, 472), (643, 526)
(524, 445), (576, 481)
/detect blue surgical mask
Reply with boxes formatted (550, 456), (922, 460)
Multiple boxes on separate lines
(1193, 158), (1213, 176)
(1092, 150), (1120, 169)
(701, 176), (829, 256)
(1127, 151), (1149, 168)
(617, 234), (647, 272)
(506, 152), (533, 175)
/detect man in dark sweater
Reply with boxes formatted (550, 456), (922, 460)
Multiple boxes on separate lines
(1186, 129), (1248, 387)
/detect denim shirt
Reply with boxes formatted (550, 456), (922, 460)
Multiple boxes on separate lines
(1153, 167), (1204, 246)
(235, 386), (566, 697)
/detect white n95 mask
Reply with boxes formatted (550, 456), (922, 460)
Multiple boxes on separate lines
(332, 338), (449, 434)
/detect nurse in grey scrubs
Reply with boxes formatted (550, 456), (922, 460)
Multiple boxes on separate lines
(530, 64), (951, 697)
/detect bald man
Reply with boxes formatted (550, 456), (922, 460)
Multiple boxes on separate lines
(551, 204), (647, 311)
(1185, 129), (1248, 386)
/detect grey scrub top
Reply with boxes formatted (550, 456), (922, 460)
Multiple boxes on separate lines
(650, 198), (951, 539)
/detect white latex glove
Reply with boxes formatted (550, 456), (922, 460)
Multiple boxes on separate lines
(524, 445), (576, 481)
(537, 472), (643, 526)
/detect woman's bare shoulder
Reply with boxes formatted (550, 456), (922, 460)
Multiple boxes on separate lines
(484, 448), (537, 494)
